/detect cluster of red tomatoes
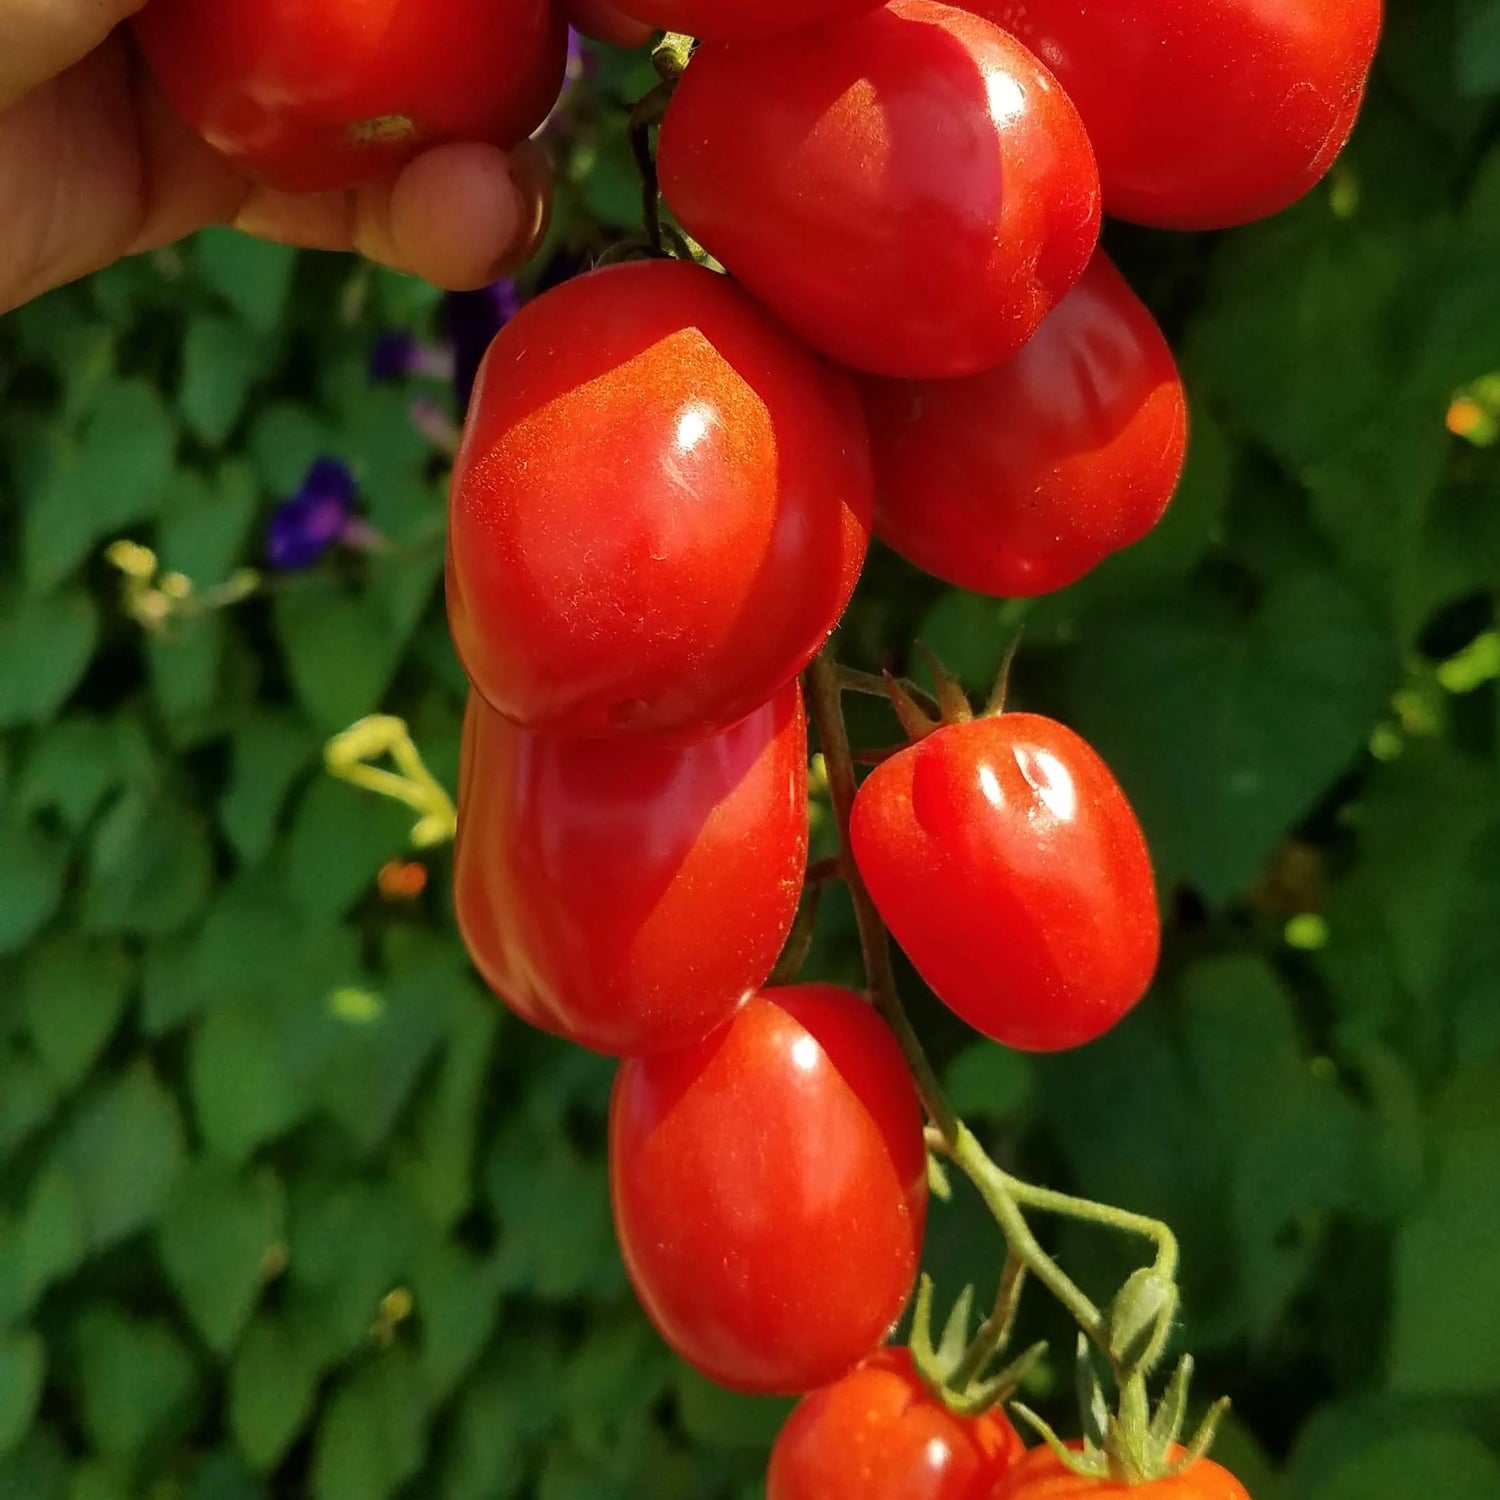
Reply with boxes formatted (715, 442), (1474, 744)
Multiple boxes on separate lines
(134, 0), (1379, 1493)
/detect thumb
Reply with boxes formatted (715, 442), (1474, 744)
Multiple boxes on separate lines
(0, 0), (149, 111)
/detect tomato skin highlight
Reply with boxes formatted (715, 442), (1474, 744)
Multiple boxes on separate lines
(454, 682), (808, 1056)
(989, 1447), (1250, 1499)
(850, 715), (1159, 1052)
(857, 253), (1187, 598)
(609, 985), (928, 1394)
(658, 0), (1101, 378)
(447, 260), (873, 742)
(768, 1348), (1026, 1500)
(609, 0), (884, 38)
(132, 0), (568, 193)
(966, 0), (1382, 230)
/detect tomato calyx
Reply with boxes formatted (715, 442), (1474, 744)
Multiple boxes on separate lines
(1012, 1335), (1231, 1485)
(876, 629), (1025, 746)
(906, 1273), (1046, 1421)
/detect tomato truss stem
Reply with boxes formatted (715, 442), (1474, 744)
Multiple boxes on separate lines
(805, 644), (1181, 1392)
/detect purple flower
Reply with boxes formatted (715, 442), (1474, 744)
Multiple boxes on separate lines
(266, 458), (357, 571)
(447, 279), (527, 410)
(369, 330), (455, 384)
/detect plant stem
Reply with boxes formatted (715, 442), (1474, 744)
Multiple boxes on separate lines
(806, 649), (956, 1140)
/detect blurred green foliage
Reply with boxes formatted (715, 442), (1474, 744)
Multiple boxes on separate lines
(2, 3), (1500, 1496)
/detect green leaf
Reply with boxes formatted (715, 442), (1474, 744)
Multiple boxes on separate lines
(1, 1162), (86, 1320)
(148, 615), (226, 722)
(83, 788), (213, 937)
(287, 1179), (418, 1355)
(0, 1049), (57, 1160)
(486, 1119), (618, 1300)
(410, 1239), (502, 1405)
(218, 714), (316, 865)
(675, 1368), (791, 1450)
(0, 1428), (69, 1500)
(1305, 1427), (1500, 1500)
(17, 717), (123, 831)
(155, 464), (259, 584)
(71, 1306), (197, 1460)
(247, 404), (332, 497)
(1390, 1066), (1500, 1395)
(180, 316), (260, 445)
(156, 1162), (285, 1354)
(0, 817), (70, 957)
(193, 231), (298, 334)
(60, 1064), (185, 1251)
(942, 1042), (1034, 1122)
(182, 1452), (268, 1500)
(313, 1352), (429, 1500)
(20, 938), (132, 1090)
(285, 778), (416, 924)
(0, 1331), (45, 1456)
(1066, 570), (1396, 903)
(189, 1003), (308, 1164)
(24, 381), (176, 592)
(0, 591), (98, 728)
(273, 586), (406, 735)
(1457, 0), (1500, 96)
(230, 1314), (329, 1472)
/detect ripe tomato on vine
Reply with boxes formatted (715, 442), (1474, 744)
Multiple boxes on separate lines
(857, 252), (1187, 598)
(768, 1349), (1026, 1500)
(454, 681), (808, 1056)
(967, 0), (1383, 228)
(132, 0), (567, 192)
(851, 712), (1160, 1052)
(990, 1447), (1251, 1499)
(658, 0), (1101, 377)
(609, 986), (928, 1394)
(446, 259), (872, 741)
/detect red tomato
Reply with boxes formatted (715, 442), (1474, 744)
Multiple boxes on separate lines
(769, 1348), (1026, 1500)
(610, 985), (928, 1393)
(857, 253), (1187, 598)
(658, 0), (1100, 378)
(850, 715), (1159, 1052)
(989, 1447), (1249, 1499)
(447, 260), (872, 741)
(609, 0), (883, 39)
(131, 0), (567, 193)
(454, 681), (808, 1056)
(968, 0), (1382, 229)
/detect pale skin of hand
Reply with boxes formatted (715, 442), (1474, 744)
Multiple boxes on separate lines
(0, 0), (557, 315)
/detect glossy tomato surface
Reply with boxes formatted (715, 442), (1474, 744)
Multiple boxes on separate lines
(989, 1447), (1249, 1499)
(769, 1348), (1025, 1500)
(611, 0), (883, 38)
(610, 985), (928, 1393)
(454, 681), (808, 1056)
(132, 0), (567, 192)
(850, 715), (1159, 1052)
(858, 253), (1187, 598)
(447, 260), (872, 741)
(973, 0), (1382, 229)
(659, 0), (1100, 378)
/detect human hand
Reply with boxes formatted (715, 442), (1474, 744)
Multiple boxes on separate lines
(0, 0), (553, 313)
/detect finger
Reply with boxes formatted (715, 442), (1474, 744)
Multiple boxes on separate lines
(0, 0), (148, 111)
(565, 0), (656, 49)
(363, 140), (552, 288)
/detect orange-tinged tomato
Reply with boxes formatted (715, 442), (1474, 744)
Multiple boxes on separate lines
(769, 1349), (1026, 1500)
(990, 1446), (1250, 1499)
